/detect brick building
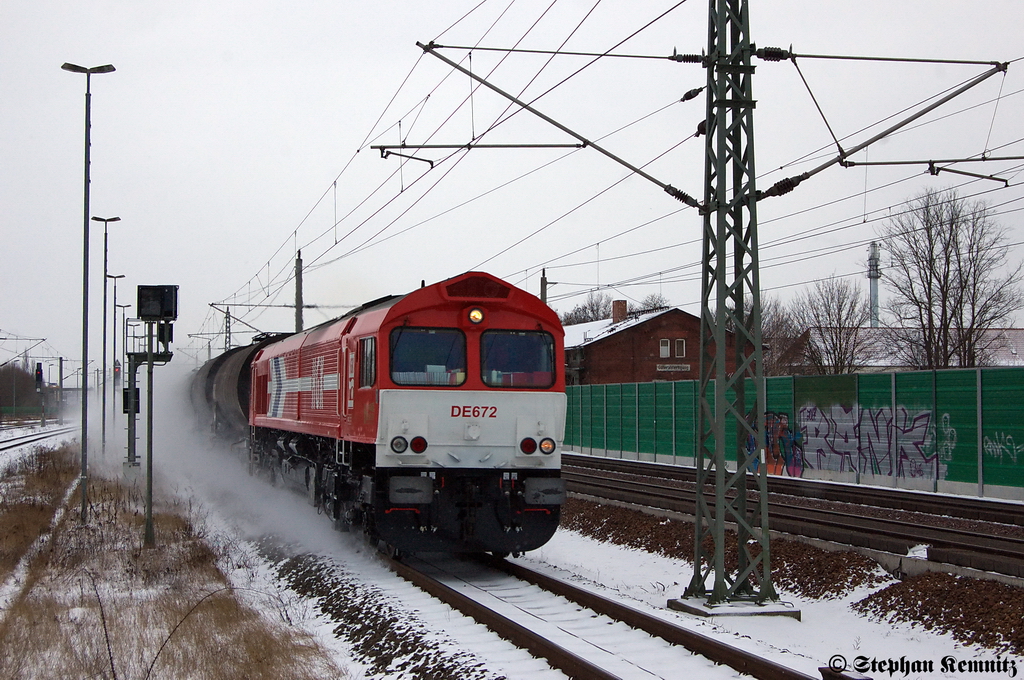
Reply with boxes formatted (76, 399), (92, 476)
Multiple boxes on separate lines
(564, 301), (744, 385)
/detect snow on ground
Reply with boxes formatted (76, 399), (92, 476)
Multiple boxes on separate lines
(166, 442), (565, 680)
(71, 371), (1018, 678)
(161, 434), (1017, 680)
(7, 412), (1017, 679)
(0, 422), (78, 463)
(518, 532), (1015, 679)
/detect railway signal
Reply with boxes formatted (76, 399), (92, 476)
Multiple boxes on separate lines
(130, 284), (178, 548)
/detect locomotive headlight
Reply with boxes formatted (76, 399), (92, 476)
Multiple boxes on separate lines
(390, 436), (409, 453)
(468, 308), (484, 324)
(539, 438), (556, 455)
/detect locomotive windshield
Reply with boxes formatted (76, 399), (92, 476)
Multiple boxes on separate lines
(390, 327), (466, 385)
(481, 330), (555, 388)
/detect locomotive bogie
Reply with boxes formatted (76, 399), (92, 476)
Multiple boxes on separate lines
(373, 467), (562, 554)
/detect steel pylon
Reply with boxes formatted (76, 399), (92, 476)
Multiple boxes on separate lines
(684, 0), (776, 605)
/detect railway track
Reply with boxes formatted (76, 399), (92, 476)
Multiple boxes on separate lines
(0, 426), (77, 453)
(563, 453), (1024, 579)
(387, 552), (826, 680)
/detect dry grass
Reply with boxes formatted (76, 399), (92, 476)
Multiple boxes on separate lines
(0, 445), (77, 580)
(0, 443), (348, 680)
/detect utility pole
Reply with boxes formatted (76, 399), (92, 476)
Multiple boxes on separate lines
(295, 250), (304, 333)
(59, 357), (64, 425)
(540, 268), (556, 305)
(868, 242), (881, 328)
(680, 0), (776, 607)
(144, 319), (155, 547)
(224, 308), (232, 352)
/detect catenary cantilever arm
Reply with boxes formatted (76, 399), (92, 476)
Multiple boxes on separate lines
(417, 41), (701, 209)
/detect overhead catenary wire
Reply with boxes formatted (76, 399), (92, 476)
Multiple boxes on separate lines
(348, 94), (691, 266)
(208, 0), (708, 336)
(512, 51), (1024, 296)
(217, 0), (575, 329)
(760, 62), (1009, 199)
(540, 173), (1024, 307)
(522, 150), (1024, 305)
(424, 43), (700, 62)
(191, 5), (1024, 357)
(213, 0), (524, 319)
(269, 4), (698, 293)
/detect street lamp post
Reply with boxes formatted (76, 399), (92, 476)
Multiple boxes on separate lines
(117, 304), (131, 361)
(94, 215), (122, 454)
(63, 61), (115, 524)
(107, 271), (125, 441)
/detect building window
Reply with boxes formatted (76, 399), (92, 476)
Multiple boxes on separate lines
(659, 339), (670, 358)
(675, 339), (686, 358)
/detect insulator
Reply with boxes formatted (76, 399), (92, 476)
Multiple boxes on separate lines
(757, 47), (791, 62)
(670, 50), (702, 63)
(664, 186), (700, 209)
(680, 87), (703, 102)
(760, 173), (808, 199)
(695, 120), (707, 137)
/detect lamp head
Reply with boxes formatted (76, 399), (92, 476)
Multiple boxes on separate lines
(62, 63), (115, 74)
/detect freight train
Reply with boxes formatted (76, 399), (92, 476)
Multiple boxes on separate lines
(190, 272), (567, 556)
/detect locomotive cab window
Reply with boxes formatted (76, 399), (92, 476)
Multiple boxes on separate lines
(481, 330), (555, 388)
(359, 336), (376, 387)
(390, 328), (466, 386)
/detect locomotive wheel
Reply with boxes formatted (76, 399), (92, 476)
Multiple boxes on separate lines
(378, 539), (402, 561)
(332, 501), (354, 532)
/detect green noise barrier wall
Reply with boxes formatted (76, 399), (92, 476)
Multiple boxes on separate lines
(565, 368), (1024, 500)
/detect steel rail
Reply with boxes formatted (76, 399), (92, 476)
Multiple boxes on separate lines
(385, 555), (619, 680)
(562, 463), (1024, 577)
(478, 554), (817, 680)
(567, 471), (1024, 555)
(0, 426), (78, 453)
(386, 552), (822, 680)
(564, 453), (1024, 526)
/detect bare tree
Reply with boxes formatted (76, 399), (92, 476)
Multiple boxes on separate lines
(0, 364), (41, 414)
(628, 292), (671, 315)
(760, 294), (805, 376)
(879, 188), (1024, 369)
(560, 291), (613, 326)
(790, 275), (872, 374)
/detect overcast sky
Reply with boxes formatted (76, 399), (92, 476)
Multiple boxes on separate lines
(2, 1), (1022, 378)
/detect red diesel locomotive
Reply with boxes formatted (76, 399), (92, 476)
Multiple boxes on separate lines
(193, 272), (567, 556)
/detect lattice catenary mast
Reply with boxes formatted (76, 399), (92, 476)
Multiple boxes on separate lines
(681, 0), (776, 606)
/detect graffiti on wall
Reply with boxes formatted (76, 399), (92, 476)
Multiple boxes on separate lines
(983, 432), (1023, 465)
(793, 404), (940, 479)
(764, 411), (805, 476)
(937, 413), (957, 463)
